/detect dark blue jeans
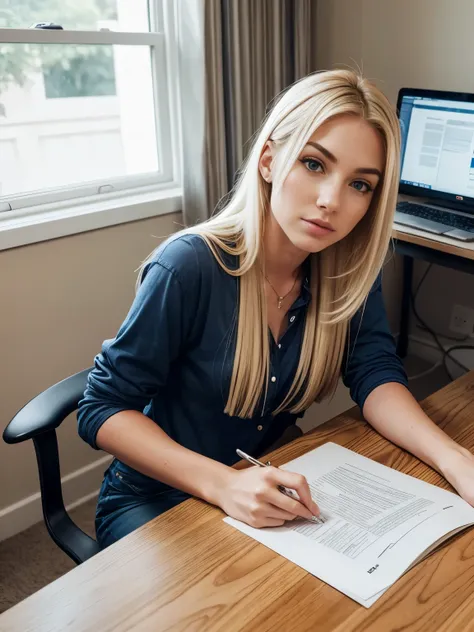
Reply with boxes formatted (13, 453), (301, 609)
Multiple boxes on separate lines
(96, 460), (190, 549)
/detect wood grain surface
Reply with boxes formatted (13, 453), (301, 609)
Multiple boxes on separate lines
(2, 373), (474, 632)
(392, 227), (474, 260)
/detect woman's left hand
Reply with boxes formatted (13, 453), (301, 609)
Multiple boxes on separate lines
(439, 446), (474, 506)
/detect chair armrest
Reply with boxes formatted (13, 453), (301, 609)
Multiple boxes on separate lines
(3, 367), (92, 444)
(33, 431), (101, 563)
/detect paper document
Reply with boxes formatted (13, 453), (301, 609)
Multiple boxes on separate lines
(224, 442), (474, 607)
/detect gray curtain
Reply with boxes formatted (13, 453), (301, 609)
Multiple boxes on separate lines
(176, 0), (318, 226)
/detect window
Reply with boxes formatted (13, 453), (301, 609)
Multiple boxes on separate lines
(42, 45), (117, 99)
(0, 0), (180, 211)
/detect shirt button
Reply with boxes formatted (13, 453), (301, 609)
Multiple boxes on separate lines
(278, 343), (281, 349)
(290, 316), (295, 323)
(271, 376), (277, 383)
(257, 424), (263, 431)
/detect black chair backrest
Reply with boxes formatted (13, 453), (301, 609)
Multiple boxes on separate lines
(3, 368), (100, 564)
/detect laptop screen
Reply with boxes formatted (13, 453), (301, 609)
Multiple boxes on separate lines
(399, 92), (474, 202)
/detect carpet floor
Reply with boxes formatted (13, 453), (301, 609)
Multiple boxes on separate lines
(0, 496), (97, 614)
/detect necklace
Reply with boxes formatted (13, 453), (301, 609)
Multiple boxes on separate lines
(264, 273), (298, 309)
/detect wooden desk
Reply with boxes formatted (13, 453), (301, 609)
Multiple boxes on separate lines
(2, 372), (474, 632)
(392, 227), (474, 262)
(391, 228), (474, 359)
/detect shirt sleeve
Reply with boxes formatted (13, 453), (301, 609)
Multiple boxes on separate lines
(77, 238), (201, 449)
(342, 273), (408, 411)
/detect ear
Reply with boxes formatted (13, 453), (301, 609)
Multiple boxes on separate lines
(259, 141), (274, 183)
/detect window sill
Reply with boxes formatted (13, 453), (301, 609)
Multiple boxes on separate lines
(0, 187), (182, 251)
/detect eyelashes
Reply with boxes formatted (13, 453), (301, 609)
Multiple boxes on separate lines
(301, 157), (375, 194)
(301, 157), (324, 173)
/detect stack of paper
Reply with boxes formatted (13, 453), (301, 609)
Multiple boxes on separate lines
(224, 442), (474, 607)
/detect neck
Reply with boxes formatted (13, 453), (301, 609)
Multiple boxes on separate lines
(263, 214), (308, 280)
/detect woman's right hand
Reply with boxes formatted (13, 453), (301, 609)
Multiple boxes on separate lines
(218, 465), (321, 528)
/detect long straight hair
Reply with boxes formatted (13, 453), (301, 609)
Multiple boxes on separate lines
(140, 70), (401, 418)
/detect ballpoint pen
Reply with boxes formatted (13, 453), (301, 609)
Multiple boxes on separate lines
(236, 449), (326, 524)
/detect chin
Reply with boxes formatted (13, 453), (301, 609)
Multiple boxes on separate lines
(289, 233), (335, 254)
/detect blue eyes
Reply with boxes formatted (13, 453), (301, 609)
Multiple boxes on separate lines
(351, 181), (372, 193)
(303, 158), (323, 173)
(301, 158), (373, 194)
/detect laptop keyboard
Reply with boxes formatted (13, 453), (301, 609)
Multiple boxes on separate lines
(396, 201), (474, 233)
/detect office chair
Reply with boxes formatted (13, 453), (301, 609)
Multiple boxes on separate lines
(2, 368), (99, 565)
(3, 369), (302, 565)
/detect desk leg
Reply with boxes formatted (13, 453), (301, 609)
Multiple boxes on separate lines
(397, 255), (413, 359)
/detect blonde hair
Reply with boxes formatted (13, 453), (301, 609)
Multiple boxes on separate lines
(141, 69), (400, 418)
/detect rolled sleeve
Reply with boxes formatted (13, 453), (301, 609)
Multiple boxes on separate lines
(77, 244), (199, 449)
(342, 274), (408, 411)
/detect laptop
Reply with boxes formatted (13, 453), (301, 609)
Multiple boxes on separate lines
(394, 87), (474, 241)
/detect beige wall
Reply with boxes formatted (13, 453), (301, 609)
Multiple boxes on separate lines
(317, 0), (474, 102)
(0, 213), (181, 518)
(316, 0), (474, 370)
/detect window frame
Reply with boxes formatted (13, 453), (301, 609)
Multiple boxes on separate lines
(0, 0), (182, 213)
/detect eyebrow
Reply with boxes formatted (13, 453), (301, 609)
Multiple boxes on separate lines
(305, 141), (382, 179)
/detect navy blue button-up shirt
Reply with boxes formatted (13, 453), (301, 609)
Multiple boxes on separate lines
(78, 234), (407, 474)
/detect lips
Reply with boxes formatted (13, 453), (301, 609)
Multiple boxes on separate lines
(304, 218), (335, 231)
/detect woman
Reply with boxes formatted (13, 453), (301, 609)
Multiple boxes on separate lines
(78, 69), (474, 549)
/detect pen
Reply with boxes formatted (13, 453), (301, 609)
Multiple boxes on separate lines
(236, 449), (325, 524)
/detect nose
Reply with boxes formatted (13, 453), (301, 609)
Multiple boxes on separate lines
(316, 178), (341, 212)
